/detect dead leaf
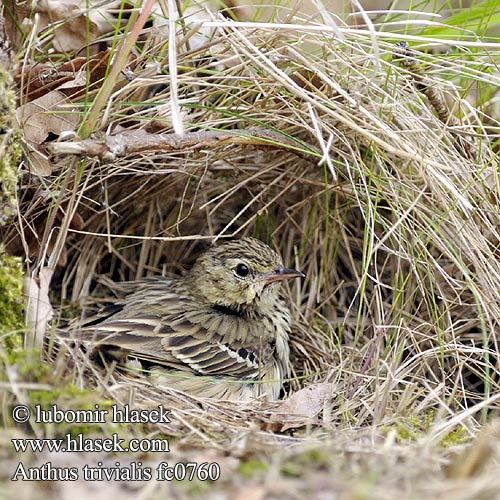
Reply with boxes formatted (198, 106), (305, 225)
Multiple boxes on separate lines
(24, 267), (54, 349)
(17, 91), (80, 176)
(18, 50), (112, 102)
(56, 200), (85, 230)
(16, 90), (80, 145)
(24, 141), (52, 176)
(270, 383), (337, 432)
(34, 0), (120, 53)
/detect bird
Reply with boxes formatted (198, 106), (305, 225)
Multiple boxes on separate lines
(63, 237), (304, 401)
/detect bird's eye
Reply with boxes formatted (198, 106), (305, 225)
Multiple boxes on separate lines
(234, 263), (250, 278)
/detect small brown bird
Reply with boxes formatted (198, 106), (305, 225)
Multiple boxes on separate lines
(66, 238), (304, 401)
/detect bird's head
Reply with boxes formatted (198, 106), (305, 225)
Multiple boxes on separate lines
(188, 237), (304, 310)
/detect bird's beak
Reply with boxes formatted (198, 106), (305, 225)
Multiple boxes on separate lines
(262, 265), (305, 285)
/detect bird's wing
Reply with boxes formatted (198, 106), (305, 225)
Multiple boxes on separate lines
(65, 287), (262, 379)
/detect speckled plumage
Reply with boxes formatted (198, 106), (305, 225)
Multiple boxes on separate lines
(67, 238), (304, 401)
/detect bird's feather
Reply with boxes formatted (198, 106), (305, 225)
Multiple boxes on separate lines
(67, 280), (262, 379)
(58, 237), (299, 401)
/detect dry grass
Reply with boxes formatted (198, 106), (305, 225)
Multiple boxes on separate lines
(2, 0), (500, 497)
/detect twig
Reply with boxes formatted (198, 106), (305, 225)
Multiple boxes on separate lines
(49, 128), (319, 161)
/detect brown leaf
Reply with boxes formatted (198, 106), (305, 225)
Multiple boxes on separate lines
(270, 383), (336, 432)
(18, 50), (112, 102)
(33, 0), (115, 53)
(16, 90), (80, 145)
(24, 141), (52, 176)
(56, 201), (85, 230)
(290, 70), (326, 92)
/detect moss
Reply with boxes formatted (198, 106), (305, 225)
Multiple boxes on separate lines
(0, 249), (24, 337)
(0, 60), (20, 226)
(440, 427), (468, 447)
(2, 347), (120, 436)
(179, 477), (213, 496)
(382, 414), (431, 443)
(238, 458), (268, 478)
(0, 132), (21, 224)
(383, 411), (468, 447)
(281, 447), (332, 477)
